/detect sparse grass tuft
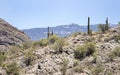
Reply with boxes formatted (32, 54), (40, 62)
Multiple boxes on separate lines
(6, 62), (20, 75)
(0, 53), (6, 66)
(61, 59), (69, 75)
(109, 46), (120, 61)
(33, 39), (48, 47)
(52, 37), (65, 53)
(24, 48), (36, 66)
(91, 65), (103, 75)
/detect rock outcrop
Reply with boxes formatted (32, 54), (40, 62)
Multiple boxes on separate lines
(0, 18), (30, 50)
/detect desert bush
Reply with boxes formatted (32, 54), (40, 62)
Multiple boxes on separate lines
(74, 42), (96, 60)
(74, 45), (86, 59)
(113, 46), (120, 57)
(74, 42), (96, 59)
(71, 32), (81, 37)
(109, 46), (120, 61)
(33, 39), (48, 47)
(0, 54), (6, 66)
(85, 42), (96, 56)
(52, 38), (65, 53)
(6, 62), (20, 75)
(61, 59), (69, 75)
(21, 42), (32, 50)
(73, 60), (79, 67)
(98, 24), (109, 34)
(24, 49), (36, 66)
(49, 35), (59, 44)
(91, 65), (103, 75)
(9, 46), (20, 54)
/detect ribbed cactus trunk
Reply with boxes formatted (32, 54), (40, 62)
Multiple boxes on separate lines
(47, 27), (50, 38)
(106, 18), (108, 25)
(88, 17), (90, 34)
(105, 18), (109, 30)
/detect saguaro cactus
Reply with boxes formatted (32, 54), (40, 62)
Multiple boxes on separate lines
(105, 17), (109, 30)
(47, 27), (50, 38)
(88, 17), (90, 34)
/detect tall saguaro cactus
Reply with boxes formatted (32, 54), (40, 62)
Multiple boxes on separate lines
(105, 17), (109, 30)
(47, 27), (50, 38)
(87, 17), (90, 34)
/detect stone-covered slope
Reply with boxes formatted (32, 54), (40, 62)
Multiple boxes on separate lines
(0, 18), (30, 50)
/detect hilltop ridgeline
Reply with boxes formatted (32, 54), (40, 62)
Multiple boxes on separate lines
(0, 18), (30, 50)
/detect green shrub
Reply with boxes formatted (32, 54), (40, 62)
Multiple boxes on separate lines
(53, 38), (65, 53)
(61, 59), (69, 75)
(71, 32), (81, 37)
(74, 45), (86, 59)
(98, 24), (106, 33)
(113, 46), (120, 57)
(98, 23), (110, 34)
(85, 42), (96, 56)
(74, 42), (96, 60)
(33, 39), (48, 47)
(24, 49), (36, 66)
(109, 46), (120, 61)
(21, 42), (32, 50)
(91, 65), (103, 75)
(49, 35), (59, 44)
(0, 54), (6, 66)
(73, 60), (79, 67)
(6, 62), (20, 75)
(10, 46), (20, 54)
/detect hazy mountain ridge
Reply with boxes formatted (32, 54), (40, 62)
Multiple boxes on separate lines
(23, 23), (117, 40)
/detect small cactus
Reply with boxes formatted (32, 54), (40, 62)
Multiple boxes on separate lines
(47, 27), (50, 38)
(105, 17), (109, 30)
(88, 17), (90, 34)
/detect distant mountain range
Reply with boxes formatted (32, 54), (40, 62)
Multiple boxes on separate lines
(23, 23), (117, 40)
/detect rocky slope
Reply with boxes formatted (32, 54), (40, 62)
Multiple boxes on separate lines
(0, 24), (120, 75)
(26, 26), (120, 75)
(0, 18), (30, 51)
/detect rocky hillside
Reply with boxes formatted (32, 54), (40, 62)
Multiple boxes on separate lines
(0, 24), (120, 75)
(0, 18), (30, 51)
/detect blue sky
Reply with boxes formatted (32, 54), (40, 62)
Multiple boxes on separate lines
(0, 0), (120, 29)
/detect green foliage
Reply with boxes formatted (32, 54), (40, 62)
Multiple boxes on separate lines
(109, 46), (120, 61)
(21, 42), (32, 50)
(24, 49), (36, 66)
(49, 35), (65, 53)
(91, 65), (103, 75)
(6, 62), (20, 75)
(0, 53), (6, 66)
(52, 37), (65, 53)
(33, 39), (48, 47)
(74, 45), (86, 59)
(71, 32), (81, 37)
(61, 59), (69, 75)
(10, 46), (20, 54)
(98, 22), (110, 34)
(85, 42), (96, 56)
(49, 35), (59, 44)
(74, 42), (96, 60)
(88, 17), (90, 34)
(98, 24), (106, 33)
(113, 46), (120, 57)
(73, 60), (79, 67)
